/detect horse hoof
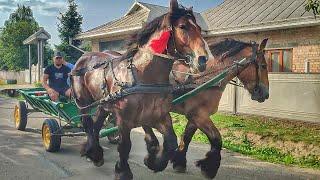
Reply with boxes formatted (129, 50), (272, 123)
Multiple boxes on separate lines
(144, 154), (155, 171)
(115, 162), (133, 180)
(114, 171), (133, 180)
(144, 154), (168, 172)
(173, 165), (186, 173)
(93, 159), (104, 167)
(172, 151), (187, 173)
(114, 172), (133, 180)
(195, 152), (221, 179)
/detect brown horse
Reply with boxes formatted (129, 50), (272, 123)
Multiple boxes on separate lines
(70, 0), (210, 179)
(143, 38), (269, 179)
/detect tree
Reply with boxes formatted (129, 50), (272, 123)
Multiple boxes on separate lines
(44, 44), (54, 67)
(0, 5), (39, 70)
(305, 0), (320, 16)
(56, 0), (83, 64)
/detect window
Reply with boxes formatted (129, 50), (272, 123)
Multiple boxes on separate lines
(265, 49), (292, 72)
(99, 40), (126, 52)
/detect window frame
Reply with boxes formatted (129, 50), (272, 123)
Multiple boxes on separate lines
(265, 48), (292, 73)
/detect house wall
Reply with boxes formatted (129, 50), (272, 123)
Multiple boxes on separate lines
(205, 26), (320, 73)
(89, 34), (132, 52)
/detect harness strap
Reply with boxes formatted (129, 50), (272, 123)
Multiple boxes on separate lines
(71, 61), (109, 76)
(75, 83), (173, 110)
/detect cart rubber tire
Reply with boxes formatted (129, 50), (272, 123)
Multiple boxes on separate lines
(6, 79), (17, 84)
(7, 89), (16, 97)
(13, 101), (28, 131)
(42, 119), (61, 152)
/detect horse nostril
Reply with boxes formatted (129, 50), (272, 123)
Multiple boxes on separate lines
(198, 56), (208, 65)
(253, 87), (260, 94)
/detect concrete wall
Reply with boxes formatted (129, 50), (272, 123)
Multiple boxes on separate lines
(219, 73), (320, 123)
(89, 34), (132, 52)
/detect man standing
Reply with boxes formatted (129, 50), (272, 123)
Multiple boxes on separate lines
(42, 51), (72, 101)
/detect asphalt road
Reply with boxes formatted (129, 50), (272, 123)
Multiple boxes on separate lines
(0, 96), (319, 180)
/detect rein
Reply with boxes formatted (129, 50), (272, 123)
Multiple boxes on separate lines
(169, 25), (195, 66)
(173, 42), (259, 92)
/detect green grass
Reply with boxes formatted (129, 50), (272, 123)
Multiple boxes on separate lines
(171, 112), (320, 169)
(34, 82), (42, 87)
(211, 113), (320, 145)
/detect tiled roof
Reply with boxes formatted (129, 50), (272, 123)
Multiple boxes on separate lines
(201, 0), (320, 35)
(77, 6), (149, 39)
(77, 1), (208, 39)
(23, 27), (51, 45)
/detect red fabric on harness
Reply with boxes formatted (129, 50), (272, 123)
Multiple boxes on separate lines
(149, 30), (171, 54)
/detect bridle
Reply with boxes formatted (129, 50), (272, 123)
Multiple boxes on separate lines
(169, 25), (194, 66)
(234, 42), (267, 91)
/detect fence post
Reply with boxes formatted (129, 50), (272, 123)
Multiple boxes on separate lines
(29, 44), (32, 84)
(232, 78), (238, 115)
(304, 60), (310, 73)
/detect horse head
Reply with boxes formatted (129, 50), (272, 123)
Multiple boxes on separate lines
(236, 39), (270, 102)
(127, 0), (209, 73)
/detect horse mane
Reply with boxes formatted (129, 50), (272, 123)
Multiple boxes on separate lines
(121, 6), (195, 60)
(209, 39), (251, 59)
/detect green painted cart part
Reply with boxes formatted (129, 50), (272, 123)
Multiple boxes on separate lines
(172, 57), (247, 105)
(172, 69), (228, 105)
(99, 127), (119, 138)
(17, 88), (107, 132)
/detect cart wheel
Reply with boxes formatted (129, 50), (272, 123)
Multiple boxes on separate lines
(13, 101), (28, 131)
(42, 119), (61, 152)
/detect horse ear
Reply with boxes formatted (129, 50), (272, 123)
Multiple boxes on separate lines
(187, 6), (193, 11)
(170, 0), (179, 13)
(259, 38), (268, 51)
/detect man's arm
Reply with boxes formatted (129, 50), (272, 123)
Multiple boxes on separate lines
(42, 74), (51, 91)
(42, 72), (59, 101)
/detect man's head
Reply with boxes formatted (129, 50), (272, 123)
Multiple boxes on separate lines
(53, 51), (64, 67)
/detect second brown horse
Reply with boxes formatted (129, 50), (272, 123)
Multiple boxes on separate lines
(144, 38), (269, 179)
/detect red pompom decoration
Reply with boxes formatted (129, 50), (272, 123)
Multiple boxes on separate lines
(150, 30), (171, 54)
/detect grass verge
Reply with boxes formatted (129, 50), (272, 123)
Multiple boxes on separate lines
(171, 112), (320, 169)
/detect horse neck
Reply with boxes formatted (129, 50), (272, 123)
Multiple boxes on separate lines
(132, 49), (173, 84)
(199, 46), (253, 87)
(219, 46), (254, 87)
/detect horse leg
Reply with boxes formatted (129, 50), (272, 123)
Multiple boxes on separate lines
(80, 107), (105, 167)
(115, 125), (133, 180)
(195, 117), (222, 179)
(172, 120), (197, 173)
(142, 126), (160, 170)
(144, 114), (178, 172)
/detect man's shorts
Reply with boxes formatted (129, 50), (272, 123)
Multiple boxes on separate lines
(53, 87), (70, 96)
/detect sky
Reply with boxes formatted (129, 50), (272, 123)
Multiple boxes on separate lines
(0, 0), (223, 46)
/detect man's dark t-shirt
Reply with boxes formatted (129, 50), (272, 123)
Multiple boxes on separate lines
(44, 65), (71, 93)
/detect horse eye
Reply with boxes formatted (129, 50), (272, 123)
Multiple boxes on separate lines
(179, 24), (187, 30)
(261, 64), (267, 69)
